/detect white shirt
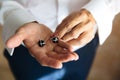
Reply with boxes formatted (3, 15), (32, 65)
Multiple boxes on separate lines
(0, 0), (120, 55)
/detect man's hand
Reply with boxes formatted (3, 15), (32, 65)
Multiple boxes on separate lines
(6, 22), (79, 69)
(54, 9), (96, 47)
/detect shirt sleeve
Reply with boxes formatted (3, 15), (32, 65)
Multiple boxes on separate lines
(83, 0), (120, 45)
(0, 0), (37, 56)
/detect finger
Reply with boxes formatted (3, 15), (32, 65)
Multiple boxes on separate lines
(6, 32), (27, 48)
(57, 40), (73, 52)
(54, 12), (87, 38)
(38, 56), (63, 69)
(68, 30), (94, 46)
(54, 45), (79, 61)
(62, 22), (87, 41)
(54, 46), (68, 54)
(47, 51), (79, 62)
(63, 20), (94, 44)
(29, 44), (63, 69)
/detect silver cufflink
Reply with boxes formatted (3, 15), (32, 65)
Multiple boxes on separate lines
(38, 40), (46, 47)
(51, 37), (59, 43)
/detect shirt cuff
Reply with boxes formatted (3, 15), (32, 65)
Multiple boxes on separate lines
(83, 0), (115, 44)
(2, 9), (37, 56)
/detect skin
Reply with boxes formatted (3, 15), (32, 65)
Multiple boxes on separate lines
(6, 22), (79, 69)
(54, 9), (96, 47)
(6, 9), (95, 69)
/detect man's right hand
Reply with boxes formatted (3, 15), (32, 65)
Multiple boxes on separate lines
(6, 22), (79, 69)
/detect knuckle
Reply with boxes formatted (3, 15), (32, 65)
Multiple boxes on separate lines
(62, 20), (72, 29)
(16, 27), (25, 34)
(70, 31), (76, 37)
(64, 23), (71, 30)
(79, 39), (85, 44)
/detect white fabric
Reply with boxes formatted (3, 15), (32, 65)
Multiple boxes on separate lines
(83, 0), (120, 44)
(0, 0), (120, 55)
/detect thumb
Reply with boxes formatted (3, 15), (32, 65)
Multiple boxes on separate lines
(6, 32), (26, 48)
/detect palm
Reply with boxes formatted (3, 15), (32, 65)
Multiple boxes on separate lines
(7, 22), (79, 69)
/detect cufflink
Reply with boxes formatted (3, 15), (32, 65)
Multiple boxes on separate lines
(51, 37), (59, 43)
(38, 40), (46, 47)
